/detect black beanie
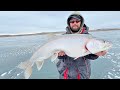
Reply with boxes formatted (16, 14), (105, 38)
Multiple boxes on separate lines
(67, 14), (82, 25)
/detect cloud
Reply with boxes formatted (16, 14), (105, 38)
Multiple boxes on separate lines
(0, 11), (120, 34)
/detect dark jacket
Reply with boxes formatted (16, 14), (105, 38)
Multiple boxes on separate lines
(56, 12), (99, 79)
(56, 25), (98, 79)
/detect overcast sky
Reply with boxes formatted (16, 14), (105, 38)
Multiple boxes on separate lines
(0, 11), (120, 34)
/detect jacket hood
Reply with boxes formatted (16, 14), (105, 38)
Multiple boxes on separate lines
(67, 12), (85, 34)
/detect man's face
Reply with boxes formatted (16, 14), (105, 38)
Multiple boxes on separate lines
(69, 18), (81, 32)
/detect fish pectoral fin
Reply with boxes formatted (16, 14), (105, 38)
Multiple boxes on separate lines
(46, 33), (57, 38)
(35, 60), (44, 71)
(51, 52), (59, 63)
(24, 67), (32, 79)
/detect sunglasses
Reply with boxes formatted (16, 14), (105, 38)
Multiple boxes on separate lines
(69, 20), (80, 24)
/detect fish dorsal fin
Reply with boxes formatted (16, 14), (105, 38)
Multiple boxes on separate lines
(45, 33), (59, 42)
(46, 33), (57, 38)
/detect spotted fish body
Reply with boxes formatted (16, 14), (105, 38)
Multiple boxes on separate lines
(17, 34), (112, 79)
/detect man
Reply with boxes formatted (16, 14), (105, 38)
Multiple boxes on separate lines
(56, 12), (107, 79)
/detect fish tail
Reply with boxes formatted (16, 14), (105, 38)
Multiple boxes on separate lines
(17, 60), (33, 79)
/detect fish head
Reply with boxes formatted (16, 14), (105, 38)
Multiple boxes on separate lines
(86, 38), (112, 54)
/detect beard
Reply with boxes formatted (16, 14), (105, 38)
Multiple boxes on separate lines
(70, 26), (80, 33)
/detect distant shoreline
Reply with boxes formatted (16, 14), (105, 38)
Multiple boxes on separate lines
(0, 28), (120, 38)
(90, 28), (120, 32)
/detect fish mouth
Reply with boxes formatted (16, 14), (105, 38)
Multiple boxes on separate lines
(107, 41), (112, 47)
(104, 42), (112, 50)
(95, 43), (112, 54)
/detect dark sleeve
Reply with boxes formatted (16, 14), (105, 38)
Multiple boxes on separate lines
(84, 54), (99, 60)
(57, 55), (68, 59)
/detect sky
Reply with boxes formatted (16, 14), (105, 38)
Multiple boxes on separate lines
(0, 11), (120, 34)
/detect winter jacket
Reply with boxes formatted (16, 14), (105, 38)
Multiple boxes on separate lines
(56, 12), (99, 79)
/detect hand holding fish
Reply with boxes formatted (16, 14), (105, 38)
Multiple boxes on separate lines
(58, 51), (66, 56)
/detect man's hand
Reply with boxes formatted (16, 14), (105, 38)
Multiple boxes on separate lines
(58, 51), (66, 56)
(95, 51), (107, 56)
